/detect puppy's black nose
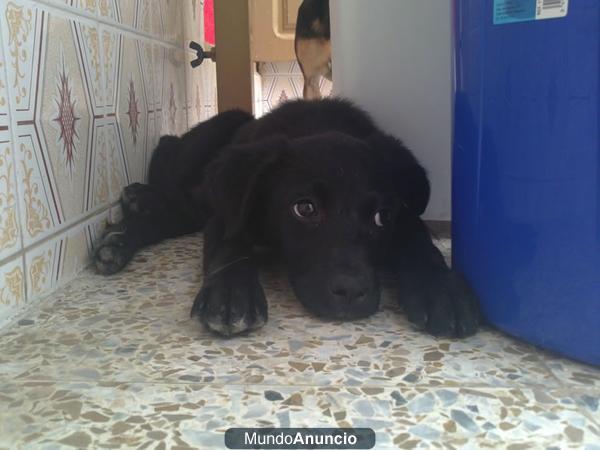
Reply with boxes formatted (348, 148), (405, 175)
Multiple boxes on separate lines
(330, 275), (366, 304)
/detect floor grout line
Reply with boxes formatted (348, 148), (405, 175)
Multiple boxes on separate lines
(4, 374), (598, 393)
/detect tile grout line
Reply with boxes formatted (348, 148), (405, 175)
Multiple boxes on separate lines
(0, 200), (118, 269)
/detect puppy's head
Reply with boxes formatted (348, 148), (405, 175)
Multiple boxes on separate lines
(207, 132), (429, 320)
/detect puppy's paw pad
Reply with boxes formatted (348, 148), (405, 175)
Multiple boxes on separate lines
(93, 230), (132, 275)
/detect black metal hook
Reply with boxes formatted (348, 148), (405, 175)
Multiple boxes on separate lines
(189, 41), (216, 68)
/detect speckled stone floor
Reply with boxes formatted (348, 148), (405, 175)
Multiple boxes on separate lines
(0, 234), (599, 450)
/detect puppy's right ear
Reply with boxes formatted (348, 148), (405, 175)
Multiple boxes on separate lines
(204, 136), (289, 239)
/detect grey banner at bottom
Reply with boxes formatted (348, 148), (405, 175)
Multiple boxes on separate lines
(225, 428), (376, 449)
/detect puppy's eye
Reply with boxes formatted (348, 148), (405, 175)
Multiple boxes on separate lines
(292, 200), (318, 220)
(374, 209), (392, 227)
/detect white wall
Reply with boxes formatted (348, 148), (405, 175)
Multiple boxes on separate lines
(330, 0), (453, 220)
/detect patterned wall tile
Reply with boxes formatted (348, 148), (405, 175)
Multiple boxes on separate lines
(136, 0), (153, 36)
(60, 209), (107, 282)
(137, 39), (156, 180)
(159, 0), (183, 46)
(185, 43), (217, 126)
(0, 41), (13, 261)
(182, 0), (203, 47)
(137, 39), (154, 109)
(142, 0), (162, 40)
(258, 61), (332, 115)
(88, 119), (109, 210)
(22, 207), (108, 304)
(99, 26), (121, 116)
(97, 0), (118, 23)
(151, 44), (164, 115)
(117, 0), (136, 29)
(197, 60), (217, 122)
(0, 130), (21, 261)
(0, 256), (25, 328)
(41, 0), (72, 8)
(38, 14), (94, 223)
(0, 0), (210, 326)
(24, 237), (58, 299)
(71, 0), (98, 15)
(0, 21), (9, 130)
(144, 109), (158, 178)
(185, 52), (199, 128)
(99, 116), (127, 203)
(14, 126), (60, 246)
(0, 0), (45, 124)
(71, 20), (104, 115)
(265, 71), (302, 110)
(159, 47), (187, 137)
(117, 35), (148, 184)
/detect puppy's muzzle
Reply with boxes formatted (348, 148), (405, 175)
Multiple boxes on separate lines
(314, 271), (379, 320)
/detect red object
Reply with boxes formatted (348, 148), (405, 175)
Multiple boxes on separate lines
(204, 0), (215, 46)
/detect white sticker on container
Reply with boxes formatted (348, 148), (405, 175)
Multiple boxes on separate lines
(494, 0), (569, 25)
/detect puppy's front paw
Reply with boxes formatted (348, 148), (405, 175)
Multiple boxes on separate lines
(191, 261), (268, 337)
(93, 223), (135, 275)
(404, 270), (480, 338)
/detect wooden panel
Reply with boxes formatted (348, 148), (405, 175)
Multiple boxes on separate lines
(249, 0), (298, 62)
(214, 0), (254, 113)
(279, 0), (303, 35)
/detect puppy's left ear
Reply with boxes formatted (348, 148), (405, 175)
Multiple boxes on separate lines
(205, 136), (289, 239)
(366, 132), (430, 216)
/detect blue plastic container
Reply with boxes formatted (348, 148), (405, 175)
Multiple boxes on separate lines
(453, 0), (599, 365)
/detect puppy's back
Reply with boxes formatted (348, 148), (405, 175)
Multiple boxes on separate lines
(233, 98), (378, 144)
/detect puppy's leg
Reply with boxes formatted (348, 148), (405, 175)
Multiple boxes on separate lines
(120, 182), (167, 219)
(191, 216), (267, 337)
(94, 210), (199, 275)
(95, 110), (254, 276)
(392, 216), (480, 337)
(296, 37), (331, 100)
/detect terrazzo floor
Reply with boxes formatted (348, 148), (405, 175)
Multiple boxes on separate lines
(0, 234), (599, 450)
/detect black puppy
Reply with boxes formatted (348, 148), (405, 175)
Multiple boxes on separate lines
(94, 99), (479, 338)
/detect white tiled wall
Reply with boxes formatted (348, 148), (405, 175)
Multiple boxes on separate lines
(0, 0), (217, 328)
(257, 61), (332, 115)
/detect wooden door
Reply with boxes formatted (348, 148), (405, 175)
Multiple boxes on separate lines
(213, 0), (301, 113)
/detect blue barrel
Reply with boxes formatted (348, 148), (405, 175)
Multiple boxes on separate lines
(453, 0), (599, 365)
